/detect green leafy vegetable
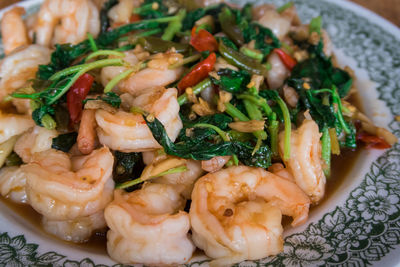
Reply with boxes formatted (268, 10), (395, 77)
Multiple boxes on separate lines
(83, 92), (122, 108)
(134, 0), (169, 19)
(32, 105), (55, 127)
(145, 114), (271, 168)
(182, 3), (227, 31)
(210, 69), (250, 94)
(232, 142), (271, 169)
(51, 132), (78, 152)
(242, 22), (281, 57)
(113, 151), (145, 186)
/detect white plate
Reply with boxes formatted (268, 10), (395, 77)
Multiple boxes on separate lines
(0, 0), (400, 266)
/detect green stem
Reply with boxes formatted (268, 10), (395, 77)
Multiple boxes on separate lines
(169, 53), (201, 69)
(224, 102), (250, 121)
(115, 44), (136, 52)
(87, 33), (98, 52)
(276, 96), (291, 160)
(178, 78), (212, 105)
(237, 94), (273, 117)
(115, 177), (143, 189)
(332, 85), (351, 134)
(277, 2), (294, 13)
(50, 58), (124, 81)
(104, 69), (135, 93)
(321, 126), (331, 177)
(243, 100), (267, 140)
(116, 165), (188, 189)
(193, 123), (239, 165)
(269, 119), (279, 158)
(155, 165), (188, 177)
(193, 123), (230, 142)
(86, 50), (125, 61)
(48, 58), (124, 104)
(41, 114), (56, 130)
(239, 47), (263, 62)
(161, 9), (186, 41)
(252, 135), (263, 155)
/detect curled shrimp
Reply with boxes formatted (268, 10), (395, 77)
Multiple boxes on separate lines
(143, 151), (204, 199)
(0, 112), (35, 144)
(201, 156), (231, 173)
(1, 7), (30, 55)
(0, 45), (51, 102)
(77, 109), (98, 155)
(119, 52), (184, 96)
(257, 8), (291, 39)
(21, 147), (114, 221)
(34, 0), (100, 47)
(107, 0), (141, 26)
(42, 210), (106, 243)
(0, 166), (27, 204)
(105, 184), (195, 265)
(14, 126), (58, 163)
(279, 119), (326, 203)
(95, 87), (183, 152)
(265, 51), (290, 89)
(190, 166), (310, 266)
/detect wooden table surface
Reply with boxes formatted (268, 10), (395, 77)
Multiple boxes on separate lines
(0, 0), (399, 27)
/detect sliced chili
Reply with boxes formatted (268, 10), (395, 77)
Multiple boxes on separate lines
(178, 52), (216, 92)
(190, 27), (218, 52)
(67, 73), (94, 124)
(273, 48), (297, 70)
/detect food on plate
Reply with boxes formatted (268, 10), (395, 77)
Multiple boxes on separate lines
(0, 0), (397, 266)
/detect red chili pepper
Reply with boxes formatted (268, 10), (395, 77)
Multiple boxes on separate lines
(273, 48), (297, 70)
(67, 73), (94, 124)
(357, 132), (391, 149)
(190, 27), (218, 52)
(178, 52), (216, 92)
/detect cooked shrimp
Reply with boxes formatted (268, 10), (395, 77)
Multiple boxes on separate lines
(1, 7), (30, 55)
(100, 51), (139, 89)
(279, 119), (326, 203)
(190, 166), (310, 266)
(95, 87), (182, 152)
(42, 210), (106, 243)
(143, 151), (204, 199)
(268, 163), (295, 182)
(266, 51), (290, 89)
(0, 166), (27, 204)
(119, 52), (184, 96)
(34, 0), (100, 47)
(0, 112), (35, 144)
(21, 147), (114, 221)
(14, 126), (58, 163)
(108, 0), (140, 25)
(105, 184), (195, 265)
(0, 45), (51, 101)
(257, 8), (291, 39)
(78, 109), (97, 155)
(201, 156), (231, 173)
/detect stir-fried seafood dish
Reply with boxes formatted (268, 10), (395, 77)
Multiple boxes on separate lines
(0, 0), (397, 266)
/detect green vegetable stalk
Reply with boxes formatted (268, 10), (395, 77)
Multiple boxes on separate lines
(243, 100), (267, 140)
(219, 41), (268, 76)
(321, 126), (331, 177)
(116, 165), (188, 189)
(218, 7), (244, 46)
(178, 78), (212, 105)
(161, 9), (186, 41)
(276, 96), (291, 160)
